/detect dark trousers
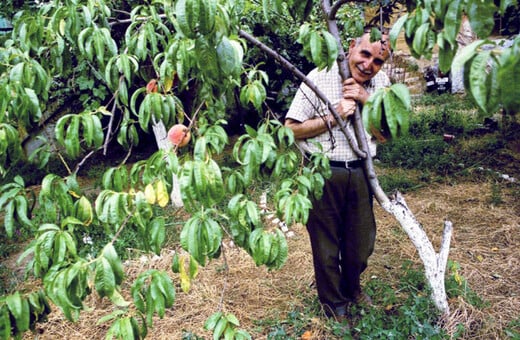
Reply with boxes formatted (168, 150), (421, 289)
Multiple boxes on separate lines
(307, 166), (376, 316)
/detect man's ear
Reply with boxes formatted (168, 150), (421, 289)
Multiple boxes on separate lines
(349, 39), (356, 50)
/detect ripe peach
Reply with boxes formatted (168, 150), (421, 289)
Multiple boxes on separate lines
(167, 124), (191, 148)
(146, 79), (158, 93)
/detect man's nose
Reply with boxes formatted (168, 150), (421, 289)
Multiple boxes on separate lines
(362, 59), (373, 70)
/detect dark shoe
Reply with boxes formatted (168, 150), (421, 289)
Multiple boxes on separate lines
(335, 313), (350, 324)
(323, 304), (350, 324)
(352, 290), (373, 306)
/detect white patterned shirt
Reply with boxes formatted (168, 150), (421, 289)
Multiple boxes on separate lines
(286, 63), (391, 162)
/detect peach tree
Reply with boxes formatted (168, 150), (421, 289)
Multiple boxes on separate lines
(0, 0), (518, 338)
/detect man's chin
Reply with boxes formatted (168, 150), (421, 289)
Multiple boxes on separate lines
(352, 74), (371, 83)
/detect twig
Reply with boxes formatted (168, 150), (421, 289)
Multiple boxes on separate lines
(103, 86), (120, 156)
(110, 213), (132, 244)
(56, 151), (72, 175)
(73, 150), (95, 175)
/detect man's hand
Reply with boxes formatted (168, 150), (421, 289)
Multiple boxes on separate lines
(336, 99), (356, 120)
(342, 78), (370, 104)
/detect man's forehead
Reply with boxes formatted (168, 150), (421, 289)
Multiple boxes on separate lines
(358, 34), (390, 58)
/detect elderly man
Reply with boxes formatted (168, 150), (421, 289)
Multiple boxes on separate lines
(284, 30), (391, 320)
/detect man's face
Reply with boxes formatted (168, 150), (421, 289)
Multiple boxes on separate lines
(348, 34), (390, 84)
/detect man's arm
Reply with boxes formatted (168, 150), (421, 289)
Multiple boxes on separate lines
(285, 99), (357, 139)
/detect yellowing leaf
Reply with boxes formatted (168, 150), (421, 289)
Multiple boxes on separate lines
(163, 75), (173, 92)
(76, 196), (93, 226)
(144, 183), (156, 204)
(179, 256), (191, 293)
(68, 189), (81, 198)
(454, 272), (463, 285)
(59, 19), (66, 36)
(155, 180), (169, 207)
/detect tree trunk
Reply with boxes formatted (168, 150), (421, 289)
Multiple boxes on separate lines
(152, 120), (184, 208)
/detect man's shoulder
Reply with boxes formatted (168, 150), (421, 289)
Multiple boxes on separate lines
(308, 63), (340, 78)
(371, 70), (391, 89)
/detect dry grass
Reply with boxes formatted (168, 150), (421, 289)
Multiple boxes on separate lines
(22, 179), (519, 340)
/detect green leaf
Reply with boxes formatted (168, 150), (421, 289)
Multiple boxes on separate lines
(204, 312), (223, 331)
(0, 306), (11, 340)
(199, 0), (217, 35)
(468, 51), (492, 113)
(149, 218), (166, 254)
(216, 36), (241, 77)
(438, 39), (457, 74)
(95, 257), (116, 298)
(412, 23), (430, 56)
(153, 272), (175, 307)
(498, 47), (520, 112)
(389, 14), (408, 50)
(467, 0), (497, 38)
(443, 0), (462, 47)
(175, 0), (198, 39)
(451, 39), (485, 72)
(309, 30), (322, 68)
(7, 292), (30, 333)
(363, 89), (384, 132)
(4, 200), (15, 238)
(383, 91), (403, 138)
(213, 317), (228, 340)
(6, 292), (22, 324)
(499, 0), (516, 15)
(102, 243), (124, 285)
(322, 30), (338, 70)
(389, 83), (411, 110)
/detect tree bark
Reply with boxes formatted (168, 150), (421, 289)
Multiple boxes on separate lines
(152, 120), (184, 208)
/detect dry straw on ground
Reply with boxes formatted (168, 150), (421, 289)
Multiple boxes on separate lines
(23, 181), (519, 339)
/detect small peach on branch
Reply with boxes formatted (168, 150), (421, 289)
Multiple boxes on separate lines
(167, 124), (191, 148)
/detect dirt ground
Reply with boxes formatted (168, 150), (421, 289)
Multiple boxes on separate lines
(22, 176), (519, 339)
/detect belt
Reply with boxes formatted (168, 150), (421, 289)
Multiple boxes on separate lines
(329, 159), (364, 168)
(304, 153), (364, 169)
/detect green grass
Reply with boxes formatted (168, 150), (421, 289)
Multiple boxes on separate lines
(377, 92), (519, 193)
(249, 260), (485, 339)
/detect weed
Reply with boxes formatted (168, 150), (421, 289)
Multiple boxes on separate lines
(488, 182), (504, 205)
(348, 261), (447, 339)
(504, 317), (520, 339)
(445, 260), (488, 308)
(413, 93), (476, 112)
(257, 296), (321, 339)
